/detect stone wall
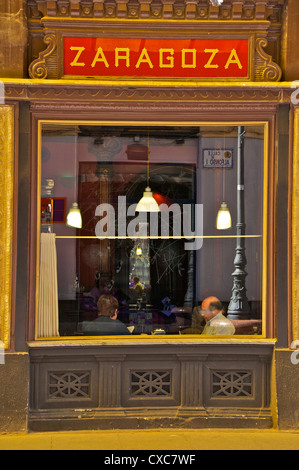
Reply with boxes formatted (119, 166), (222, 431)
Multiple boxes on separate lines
(0, 354), (29, 433)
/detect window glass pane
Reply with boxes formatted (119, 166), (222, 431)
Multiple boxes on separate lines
(39, 123), (264, 337)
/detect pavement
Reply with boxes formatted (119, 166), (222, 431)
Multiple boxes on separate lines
(1, 428), (299, 450)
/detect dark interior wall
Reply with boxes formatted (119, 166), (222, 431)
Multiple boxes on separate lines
(14, 102), (30, 352)
(276, 104), (290, 348)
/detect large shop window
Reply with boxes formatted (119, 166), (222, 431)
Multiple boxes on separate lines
(37, 122), (266, 338)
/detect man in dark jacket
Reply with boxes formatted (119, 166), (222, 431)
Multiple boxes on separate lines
(82, 294), (131, 335)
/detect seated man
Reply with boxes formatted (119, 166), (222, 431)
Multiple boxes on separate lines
(131, 276), (144, 296)
(201, 296), (235, 335)
(82, 294), (132, 336)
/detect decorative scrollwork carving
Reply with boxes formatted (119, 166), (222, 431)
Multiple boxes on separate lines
(254, 37), (282, 82)
(28, 34), (57, 79)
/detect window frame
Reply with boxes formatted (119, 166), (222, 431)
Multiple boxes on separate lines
(30, 117), (273, 342)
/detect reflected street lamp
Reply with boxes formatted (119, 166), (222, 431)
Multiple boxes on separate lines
(227, 126), (251, 320)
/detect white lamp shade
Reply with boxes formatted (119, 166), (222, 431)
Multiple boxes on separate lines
(66, 202), (82, 228)
(216, 202), (232, 230)
(136, 187), (160, 212)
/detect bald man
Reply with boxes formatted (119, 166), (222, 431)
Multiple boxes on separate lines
(200, 296), (235, 335)
(201, 296), (221, 312)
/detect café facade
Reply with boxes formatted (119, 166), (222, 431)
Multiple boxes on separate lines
(1, 0), (299, 432)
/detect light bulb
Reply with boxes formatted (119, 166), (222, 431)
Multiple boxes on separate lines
(136, 246), (142, 256)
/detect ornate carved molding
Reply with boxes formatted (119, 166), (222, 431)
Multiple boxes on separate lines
(29, 101), (279, 116)
(4, 82), (289, 104)
(28, 0), (286, 22)
(0, 106), (14, 350)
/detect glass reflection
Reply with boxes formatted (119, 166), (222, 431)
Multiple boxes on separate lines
(39, 124), (264, 337)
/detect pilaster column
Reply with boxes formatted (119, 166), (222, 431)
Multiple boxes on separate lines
(292, 108), (299, 341)
(0, 0), (27, 78)
(0, 106), (14, 350)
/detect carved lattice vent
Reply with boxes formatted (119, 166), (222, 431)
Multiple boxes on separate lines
(211, 370), (253, 398)
(48, 371), (91, 399)
(130, 370), (172, 397)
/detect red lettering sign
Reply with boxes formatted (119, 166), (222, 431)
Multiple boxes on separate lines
(63, 37), (248, 79)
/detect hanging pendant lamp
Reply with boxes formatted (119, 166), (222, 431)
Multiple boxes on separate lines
(216, 202), (232, 230)
(136, 186), (160, 212)
(66, 125), (82, 228)
(136, 131), (160, 213)
(67, 202), (82, 229)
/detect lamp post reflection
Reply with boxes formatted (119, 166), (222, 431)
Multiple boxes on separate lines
(227, 126), (251, 320)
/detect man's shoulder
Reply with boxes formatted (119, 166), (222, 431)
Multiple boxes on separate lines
(82, 317), (130, 335)
(210, 313), (235, 333)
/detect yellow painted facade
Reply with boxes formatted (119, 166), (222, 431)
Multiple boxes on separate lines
(0, 106), (14, 350)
